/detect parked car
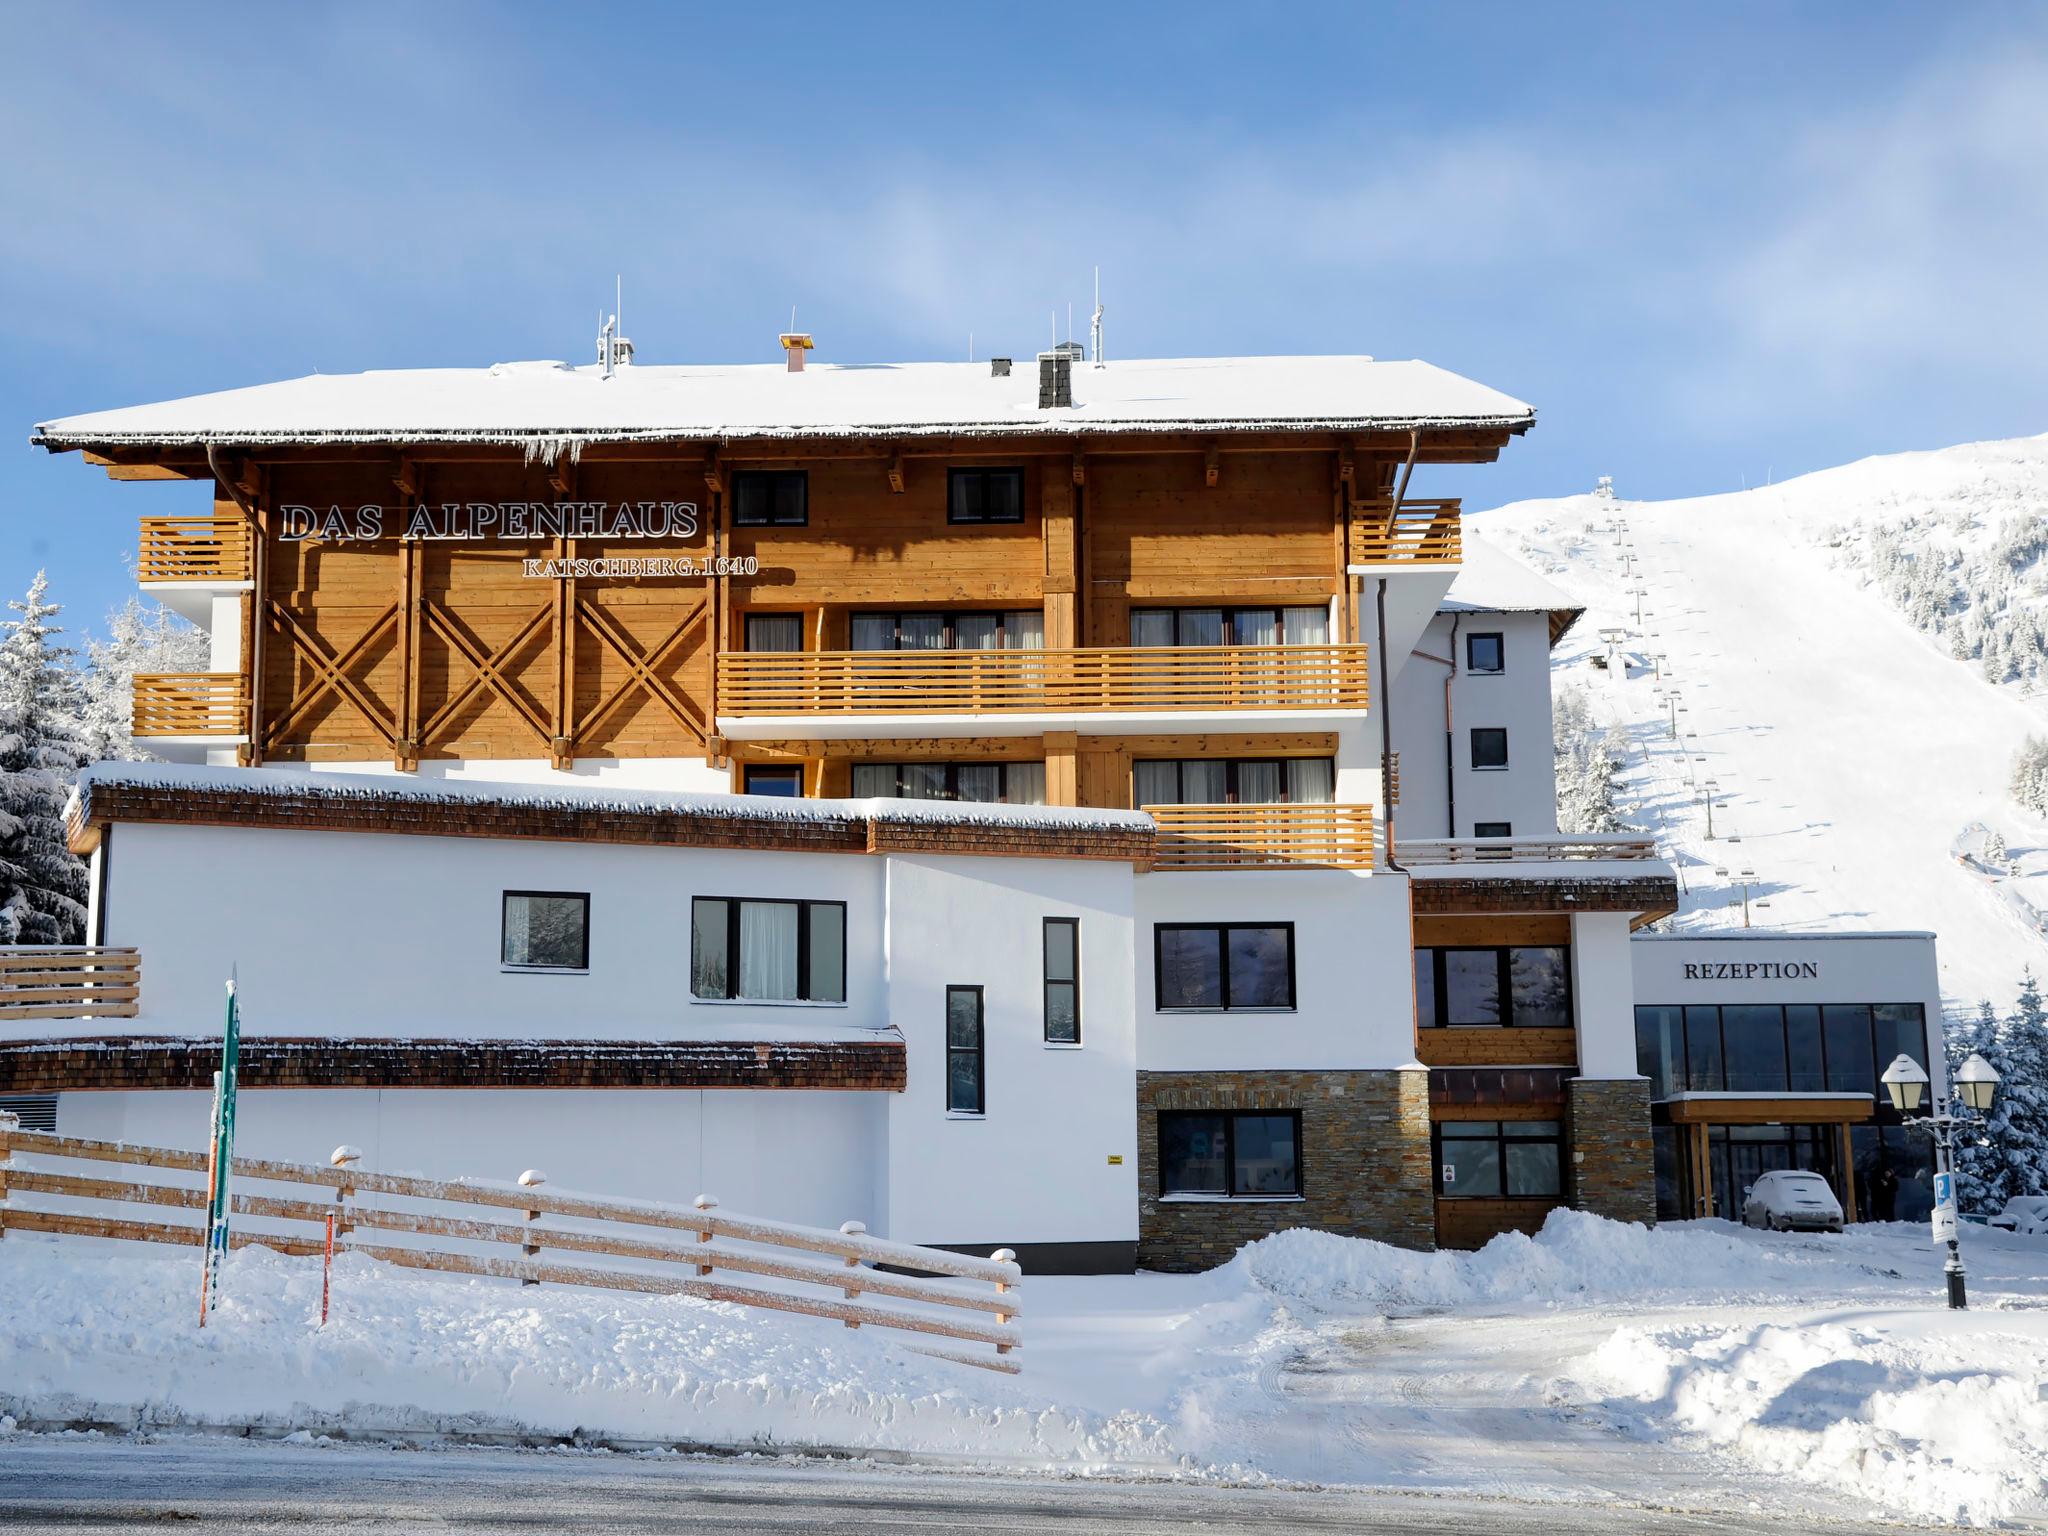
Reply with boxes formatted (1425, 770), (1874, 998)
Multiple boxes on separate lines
(1741, 1171), (1845, 1233)
(1987, 1196), (2048, 1236)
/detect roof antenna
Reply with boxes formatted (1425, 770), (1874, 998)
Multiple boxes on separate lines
(968, 330), (974, 363)
(1090, 267), (1105, 368)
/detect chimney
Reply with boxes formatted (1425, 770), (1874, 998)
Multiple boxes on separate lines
(780, 332), (814, 373)
(1037, 351), (1072, 409)
(990, 357), (1011, 378)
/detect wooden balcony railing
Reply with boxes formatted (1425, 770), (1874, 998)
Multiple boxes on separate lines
(719, 645), (1370, 717)
(1397, 834), (1659, 864)
(1146, 803), (1377, 871)
(137, 516), (252, 583)
(131, 673), (247, 737)
(0, 947), (141, 1020)
(1350, 499), (1462, 565)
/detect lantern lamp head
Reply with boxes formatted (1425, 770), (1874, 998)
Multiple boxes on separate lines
(1954, 1052), (2001, 1113)
(1880, 1053), (1929, 1113)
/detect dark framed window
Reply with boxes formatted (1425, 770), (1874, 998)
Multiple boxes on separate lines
(849, 609), (1045, 651)
(850, 761), (1046, 805)
(1414, 946), (1571, 1028)
(1129, 605), (1330, 648)
(1473, 821), (1512, 838)
(1159, 1111), (1301, 1197)
(1155, 923), (1295, 1011)
(690, 897), (846, 1003)
(744, 613), (804, 652)
(1132, 758), (1335, 806)
(1470, 727), (1509, 770)
(733, 470), (807, 527)
(1043, 917), (1080, 1044)
(501, 891), (589, 971)
(1631, 1001), (1928, 1105)
(947, 985), (985, 1114)
(742, 765), (803, 797)
(948, 467), (1026, 524)
(1434, 1119), (1563, 1199)
(1466, 632), (1505, 674)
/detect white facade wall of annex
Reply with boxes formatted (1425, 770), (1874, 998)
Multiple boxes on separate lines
(1388, 609), (1558, 841)
(1133, 869), (1415, 1072)
(879, 855), (1139, 1250)
(1570, 912), (1640, 1079)
(1631, 931), (1948, 1094)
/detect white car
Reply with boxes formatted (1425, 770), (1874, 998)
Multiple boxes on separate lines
(1987, 1196), (2048, 1236)
(1741, 1170), (1845, 1233)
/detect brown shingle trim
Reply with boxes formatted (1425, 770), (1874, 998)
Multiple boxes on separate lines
(1410, 875), (1678, 919)
(0, 1036), (906, 1093)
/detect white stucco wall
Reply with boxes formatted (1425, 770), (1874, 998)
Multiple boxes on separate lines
(1570, 911), (1640, 1079)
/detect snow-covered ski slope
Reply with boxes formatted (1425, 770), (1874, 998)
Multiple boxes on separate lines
(1473, 433), (2048, 1019)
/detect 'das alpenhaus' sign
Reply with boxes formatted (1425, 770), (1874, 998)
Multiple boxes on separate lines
(279, 501), (701, 542)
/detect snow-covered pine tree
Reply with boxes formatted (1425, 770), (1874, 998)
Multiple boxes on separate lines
(1949, 1000), (2005, 1201)
(1553, 683), (1631, 835)
(79, 596), (211, 763)
(0, 572), (91, 944)
(1990, 972), (2048, 1198)
(2010, 737), (2048, 818)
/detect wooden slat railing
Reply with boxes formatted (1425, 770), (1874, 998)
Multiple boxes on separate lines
(131, 673), (247, 737)
(1397, 834), (1659, 864)
(0, 947), (140, 1020)
(1350, 499), (1462, 565)
(0, 1118), (1022, 1372)
(719, 644), (1370, 717)
(137, 516), (252, 583)
(1146, 803), (1376, 870)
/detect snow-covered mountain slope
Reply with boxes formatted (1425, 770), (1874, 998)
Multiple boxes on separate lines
(1473, 433), (2048, 1020)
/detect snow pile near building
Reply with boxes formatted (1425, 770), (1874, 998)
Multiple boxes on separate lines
(1583, 1319), (2048, 1525)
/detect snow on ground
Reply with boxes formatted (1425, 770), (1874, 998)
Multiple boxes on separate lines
(1472, 433), (2048, 1016)
(4, 1216), (2045, 1525)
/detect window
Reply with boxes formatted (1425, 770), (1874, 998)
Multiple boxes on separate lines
(1043, 918), (1080, 1044)
(1470, 728), (1509, 770)
(690, 897), (846, 1003)
(732, 470), (807, 526)
(0, 1094), (57, 1132)
(1159, 1111), (1301, 1197)
(1473, 821), (1512, 838)
(1155, 923), (1295, 1011)
(850, 761), (1046, 804)
(745, 613), (804, 652)
(1130, 605), (1329, 647)
(743, 765), (802, 797)
(1466, 632), (1505, 674)
(1414, 946), (1571, 1028)
(1133, 758), (1334, 806)
(501, 891), (589, 971)
(1632, 1001), (1928, 1105)
(849, 610), (1045, 652)
(1435, 1119), (1563, 1199)
(1634, 1004), (1683, 1099)
(946, 985), (985, 1114)
(948, 467), (1026, 524)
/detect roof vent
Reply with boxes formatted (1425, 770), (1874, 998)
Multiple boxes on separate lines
(780, 332), (814, 373)
(990, 357), (1011, 378)
(1052, 341), (1085, 361)
(1037, 351), (1073, 409)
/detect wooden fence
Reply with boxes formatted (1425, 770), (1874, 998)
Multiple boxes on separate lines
(130, 673), (248, 738)
(719, 644), (1370, 716)
(136, 516), (252, 584)
(1350, 499), (1463, 565)
(0, 1115), (1022, 1373)
(1397, 834), (1660, 864)
(1146, 803), (1376, 870)
(0, 947), (141, 1020)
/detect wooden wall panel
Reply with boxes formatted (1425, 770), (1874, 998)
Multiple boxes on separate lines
(1435, 1198), (1560, 1250)
(1413, 915), (1573, 947)
(1415, 1028), (1578, 1069)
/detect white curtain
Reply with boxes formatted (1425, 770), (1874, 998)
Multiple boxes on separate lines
(899, 763), (946, 799)
(850, 614), (895, 651)
(1130, 610), (1176, 648)
(807, 907), (846, 1003)
(1005, 762), (1046, 805)
(1235, 761), (1284, 804)
(1182, 759), (1228, 802)
(1002, 611), (1045, 650)
(1233, 608), (1279, 647)
(738, 902), (799, 1000)
(1286, 758), (1335, 803)
(954, 614), (998, 651)
(1133, 761), (1180, 806)
(746, 614), (803, 653)
(899, 614), (945, 650)
(852, 763), (895, 798)
(1282, 606), (1330, 646)
(955, 764), (1003, 802)
(1178, 609), (1224, 647)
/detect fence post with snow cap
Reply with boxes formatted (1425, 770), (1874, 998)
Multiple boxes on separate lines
(323, 1145), (358, 1327)
(0, 1109), (17, 1242)
(693, 1194), (716, 1276)
(518, 1170), (546, 1286)
(991, 1249), (1017, 1348)
(840, 1221), (865, 1323)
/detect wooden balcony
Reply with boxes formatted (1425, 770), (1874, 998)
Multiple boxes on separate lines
(718, 645), (1370, 719)
(131, 673), (247, 737)
(1146, 803), (1376, 871)
(1397, 834), (1659, 864)
(0, 947), (140, 1020)
(1350, 499), (1462, 565)
(137, 516), (252, 584)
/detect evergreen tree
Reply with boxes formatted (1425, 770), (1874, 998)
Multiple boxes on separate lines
(0, 573), (90, 943)
(78, 596), (210, 763)
(1951, 974), (2048, 1207)
(1553, 684), (1631, 835)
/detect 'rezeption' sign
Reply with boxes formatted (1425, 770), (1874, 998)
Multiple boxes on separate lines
(276, 501), (744, 580)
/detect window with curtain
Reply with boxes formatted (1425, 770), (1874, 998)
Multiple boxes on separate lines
(848, 611), (1045, 651)
(849, 761), (1046, 804)
(690, 898), (846, 1003)
(946, 986), (985, 1114)
(501, 892), (589, 971)
(1130, 605), (1330, 646)
(947, 467), (1026, 524)
(744, 614), (804, 652)
(1132, 758), (1336, 805)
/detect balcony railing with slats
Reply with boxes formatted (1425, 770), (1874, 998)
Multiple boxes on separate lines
(1350, 499), (1462, 565)
(0, 947), (141, 1020)
(718, 645), (1370, 718)
(131, 673), (247, 737)
(137, 516), (252, 584)
(1397, 834), (1659, 864)
(1146, 802), (1377, 871)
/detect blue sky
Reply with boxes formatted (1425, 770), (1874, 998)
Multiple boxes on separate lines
(5, 2), (2046, 632)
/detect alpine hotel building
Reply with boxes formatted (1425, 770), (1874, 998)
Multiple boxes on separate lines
(11, 336), (1948, 1269)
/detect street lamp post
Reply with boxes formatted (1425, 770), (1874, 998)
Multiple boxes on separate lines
(1881, 1052), (2002, 1310)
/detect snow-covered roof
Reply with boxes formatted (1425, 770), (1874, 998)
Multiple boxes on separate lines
(32, 355), (1535, 452)
(1441, 535), (1585, 643)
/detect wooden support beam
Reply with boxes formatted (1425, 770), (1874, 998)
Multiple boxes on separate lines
(1071, 454), (1086, 487)
(703, 448), (724, 495)
(886, 449), (906, 495)
(393, 457), (420, 500)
